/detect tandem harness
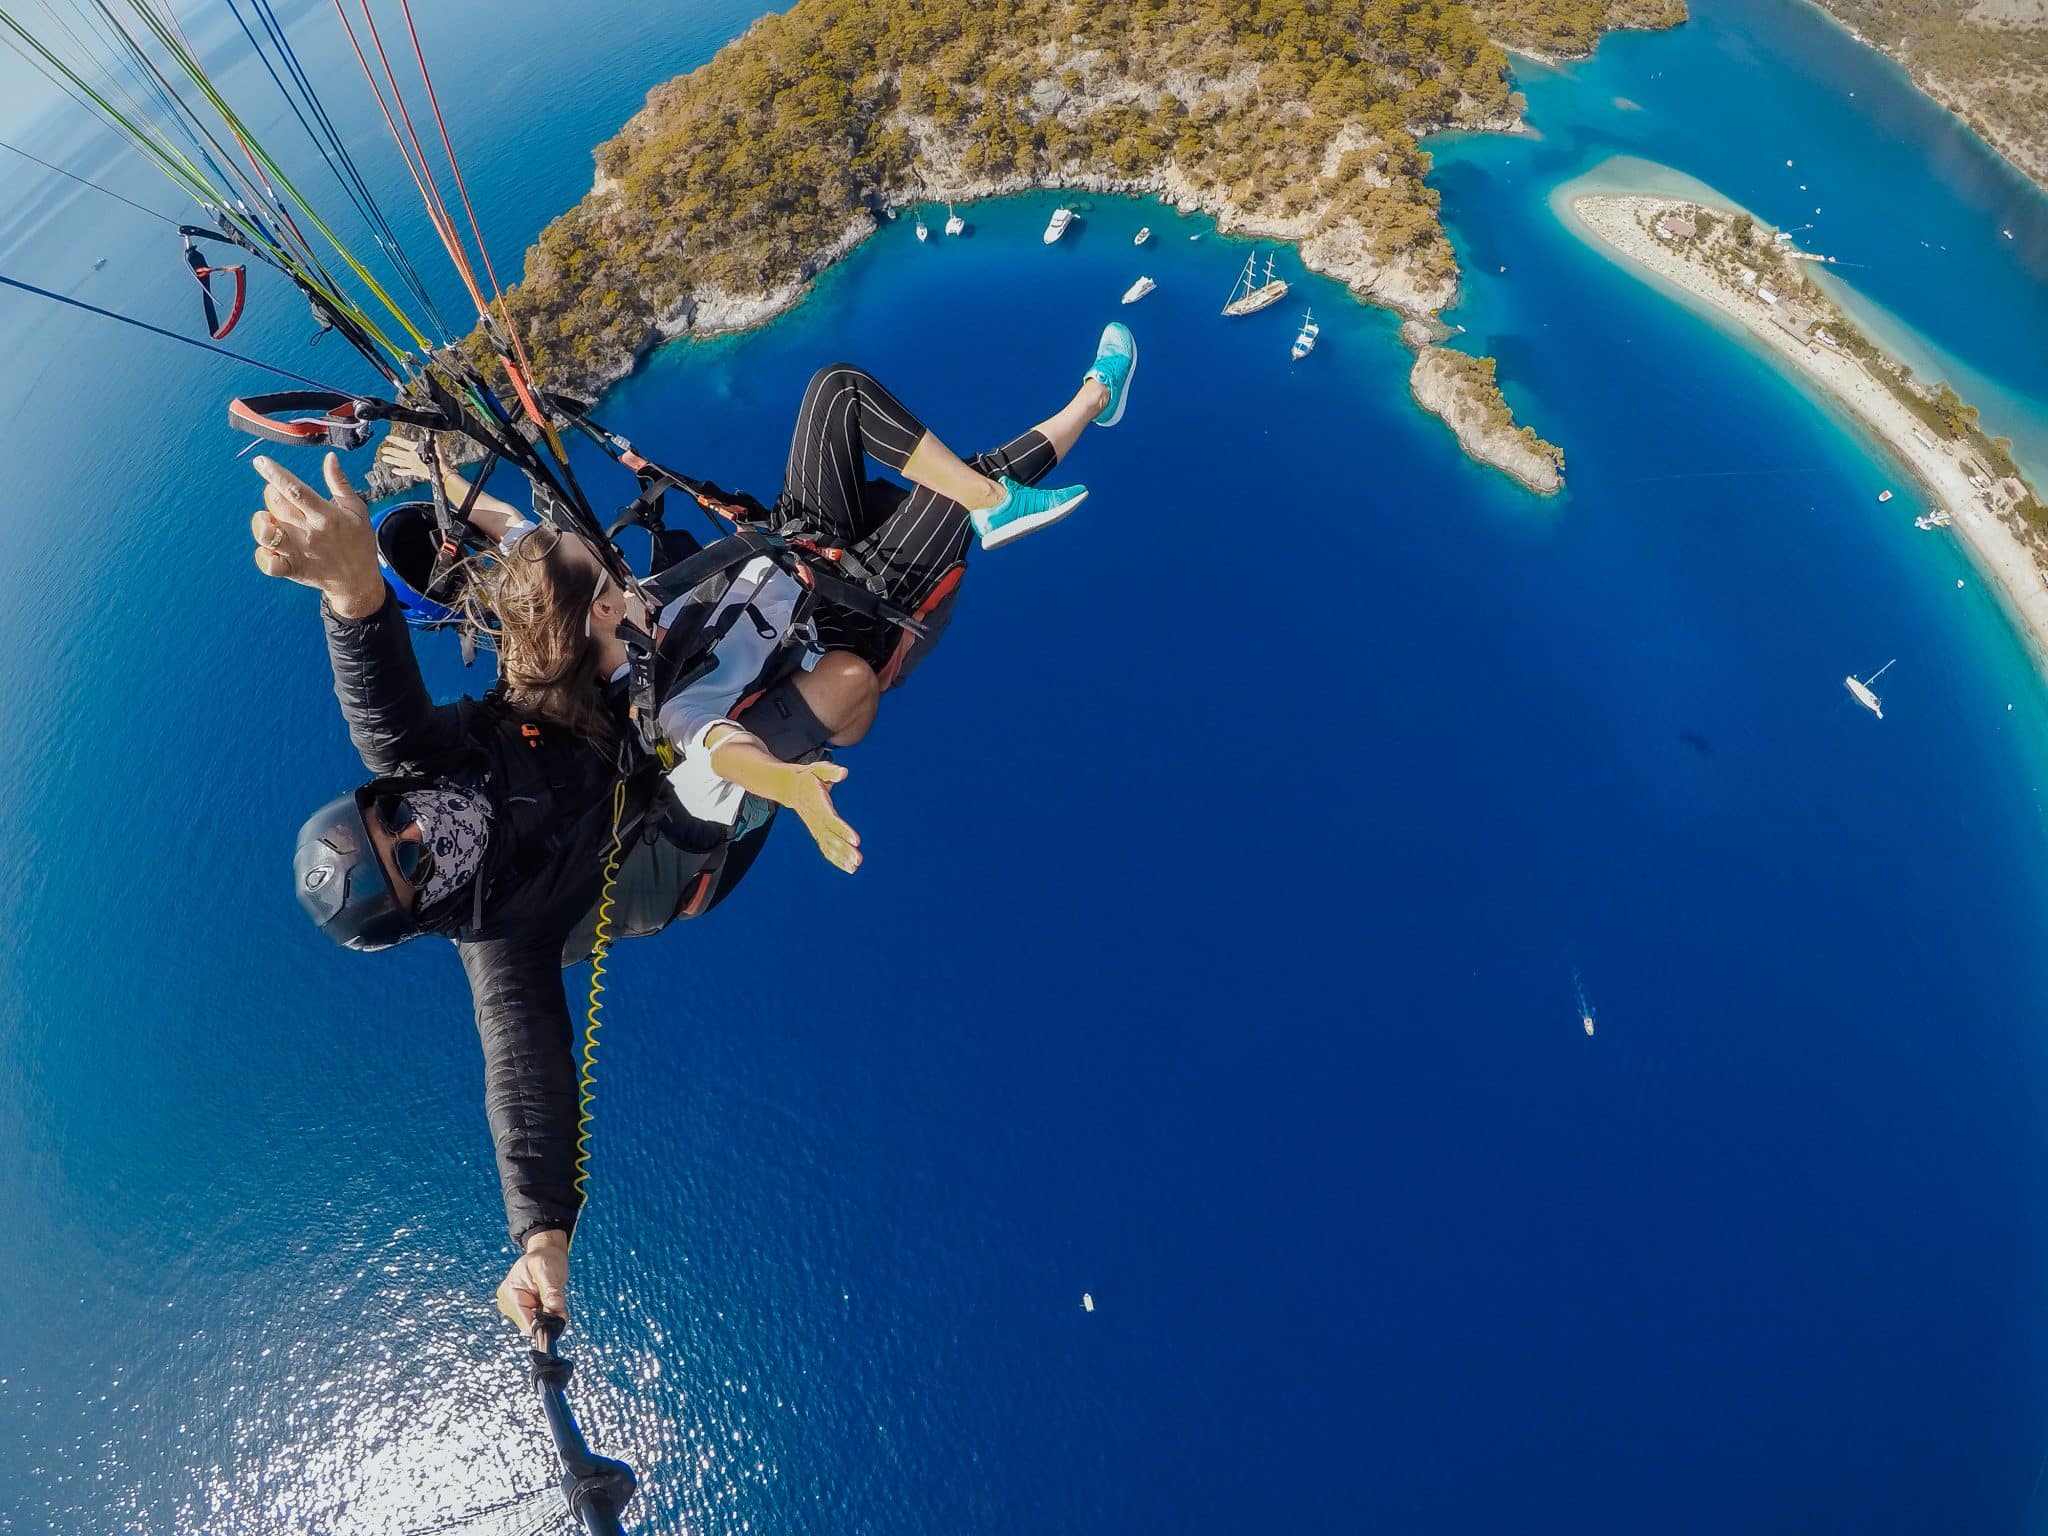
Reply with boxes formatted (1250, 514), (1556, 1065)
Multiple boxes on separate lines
(538, 393), (935, 757)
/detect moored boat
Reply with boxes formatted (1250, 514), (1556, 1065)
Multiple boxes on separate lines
(1222, 250), (1288, 316)
(945, 203), (964, 236)
(1134, 226), (1151, 245)
(1043, 207), (1075, 244)
(914, 211), (929, 242)
(1845, 658), (1895, 719)
(1290, 307), (1319, 359)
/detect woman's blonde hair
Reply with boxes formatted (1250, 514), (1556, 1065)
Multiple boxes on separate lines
(466, 535), (617, 752)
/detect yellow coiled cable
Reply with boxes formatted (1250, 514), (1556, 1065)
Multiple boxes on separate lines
(574, 779), (631, 1203)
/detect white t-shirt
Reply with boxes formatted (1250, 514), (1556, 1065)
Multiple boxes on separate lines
(652, 556), (816, 826)
(519, 513), (813, 828)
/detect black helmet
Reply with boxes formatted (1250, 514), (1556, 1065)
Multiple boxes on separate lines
(293, 786), (418, 951)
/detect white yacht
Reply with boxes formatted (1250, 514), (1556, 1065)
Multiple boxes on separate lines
(1222, 250), (1288, 316)
(945, 204), (965, 237)
(1043, 207), (1075, 244)
(1121, 275), (1155, 304)
(1134, 226), (1151, 246)
(1845, 658), (1895, 719)
(1290, 308), (1319, 359)
(914, 212), (929, 243)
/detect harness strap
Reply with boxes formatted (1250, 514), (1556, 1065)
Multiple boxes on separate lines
(804, 562), (927, 636)
(877, 561), (964, 690)
(618, 617), (663, 755)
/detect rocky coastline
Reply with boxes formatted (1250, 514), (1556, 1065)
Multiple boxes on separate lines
(1401, 323), (1565, 494)
(561, 147), (1524, 398)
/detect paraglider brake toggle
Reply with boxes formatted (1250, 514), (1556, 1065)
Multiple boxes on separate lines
(179, 227), (245, 340)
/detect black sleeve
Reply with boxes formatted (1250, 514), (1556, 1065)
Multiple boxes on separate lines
(322, 588), (466, 774)
(460, 935), (583, 1248)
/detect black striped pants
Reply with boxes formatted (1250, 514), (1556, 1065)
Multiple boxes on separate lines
(775, 364), (1056, 667)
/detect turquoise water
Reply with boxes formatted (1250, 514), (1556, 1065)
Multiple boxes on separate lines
(4, 1), (2048, 1531)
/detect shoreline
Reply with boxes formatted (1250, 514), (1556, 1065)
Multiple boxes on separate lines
(585, 159), (1509, 378)
(1567, 192), (2048, 675)
(1789, 0), (2048, 195)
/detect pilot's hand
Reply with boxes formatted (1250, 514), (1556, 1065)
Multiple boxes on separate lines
(249, 452), (385, 619)
(496, 1228), (570, 1338)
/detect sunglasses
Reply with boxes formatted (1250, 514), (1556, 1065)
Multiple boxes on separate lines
(372, 796), (435, 890)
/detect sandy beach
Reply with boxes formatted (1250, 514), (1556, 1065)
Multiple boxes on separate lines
(1569, 193), (2048, 675)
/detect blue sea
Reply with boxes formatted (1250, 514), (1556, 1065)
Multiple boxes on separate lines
(4, 1), (2048, 1530)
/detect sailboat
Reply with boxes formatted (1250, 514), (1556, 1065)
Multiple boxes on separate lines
(1222, 250), (1288, 316)
(1290, 308), (1319, 359)
(914, 211), (929, 242)
(944, 203), (965, 236)
(1845, 658), (1895, 719)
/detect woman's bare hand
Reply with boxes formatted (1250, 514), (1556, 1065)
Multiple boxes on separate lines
(249, 452), (386, 619)
(784, 760), (861, 874)
(374, 432), (432, 485)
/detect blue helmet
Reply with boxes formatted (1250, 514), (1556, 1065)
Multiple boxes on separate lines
(373, 499), (460, 627)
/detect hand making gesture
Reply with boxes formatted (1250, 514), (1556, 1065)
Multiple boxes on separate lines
(249, 452), (385, 620)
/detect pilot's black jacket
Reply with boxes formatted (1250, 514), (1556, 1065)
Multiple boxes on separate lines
(323, 590), (660, 1247)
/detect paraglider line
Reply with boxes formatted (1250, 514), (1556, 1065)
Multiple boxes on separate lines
(0, 269), (350, 391)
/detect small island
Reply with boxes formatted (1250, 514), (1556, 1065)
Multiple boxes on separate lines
(1570, 191), (2048, 664)
(483, 0), (1687, 493)
(1400, 322), (1565, 492)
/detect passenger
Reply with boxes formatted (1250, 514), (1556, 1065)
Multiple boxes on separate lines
(254, 330), (1137, 1335)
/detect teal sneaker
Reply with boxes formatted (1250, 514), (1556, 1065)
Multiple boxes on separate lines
(970, 477), (1089, 551)
(1085, 321), (1138, 427)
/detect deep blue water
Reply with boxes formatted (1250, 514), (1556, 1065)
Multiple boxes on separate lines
(4, 2), (2048, 1532)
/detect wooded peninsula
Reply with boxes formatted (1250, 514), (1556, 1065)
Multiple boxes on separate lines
(485, 0), (1683, 490)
